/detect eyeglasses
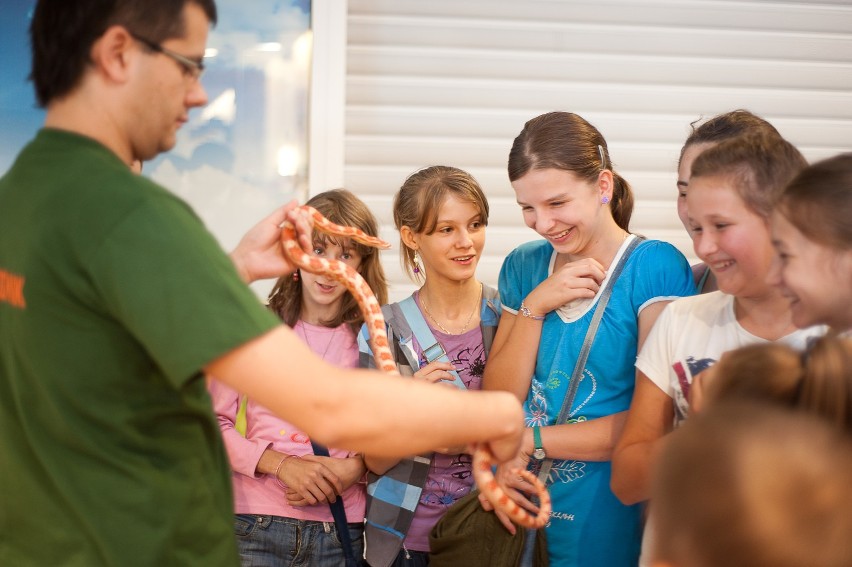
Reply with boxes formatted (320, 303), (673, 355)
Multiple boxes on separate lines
(130, 33), (205, 80)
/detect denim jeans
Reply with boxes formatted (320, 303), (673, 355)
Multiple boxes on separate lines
(234, 514), (364, 567)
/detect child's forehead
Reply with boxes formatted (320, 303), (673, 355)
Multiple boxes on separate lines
(687, 175), (743, 201)
(313, 232), (346, 245)
(313, 233), (361, 251)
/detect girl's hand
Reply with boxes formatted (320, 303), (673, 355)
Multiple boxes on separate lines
(276, 455), (342, 506)
(525, 258), (606, 315)
(413, 360), (460, 385)
(286, 455), (365, 505)
(477, 452), (539, 535)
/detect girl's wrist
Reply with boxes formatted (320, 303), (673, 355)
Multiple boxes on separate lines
(522, 427), (535, 456)
(519, 301), (546, 320)
(273, 454), (300, 489)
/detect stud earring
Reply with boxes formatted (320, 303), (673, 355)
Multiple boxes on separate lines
(601, 195), (610, 204)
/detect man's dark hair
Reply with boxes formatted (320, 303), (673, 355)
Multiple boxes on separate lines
(29, 0), (217, 107)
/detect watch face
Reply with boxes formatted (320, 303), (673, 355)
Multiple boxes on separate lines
(533, 448), (546, 460)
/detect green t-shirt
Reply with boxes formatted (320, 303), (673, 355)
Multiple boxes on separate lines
(0, 129), (279, 566)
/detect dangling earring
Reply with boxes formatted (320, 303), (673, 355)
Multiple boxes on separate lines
(292, 270), (300, 281)
(412, 251), (422, 274)
(601, 195), (610, 205)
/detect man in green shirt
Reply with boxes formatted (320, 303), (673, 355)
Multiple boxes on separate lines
(0, 1), (524, 564)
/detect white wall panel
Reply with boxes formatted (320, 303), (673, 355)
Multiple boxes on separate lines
(342, 0), (852, 301)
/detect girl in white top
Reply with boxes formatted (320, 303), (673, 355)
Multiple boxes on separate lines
(675, 110), (781, 294)
(612, 132), (827, 504)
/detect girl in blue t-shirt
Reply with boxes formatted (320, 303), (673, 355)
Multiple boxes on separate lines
(481, 111), (695, 567)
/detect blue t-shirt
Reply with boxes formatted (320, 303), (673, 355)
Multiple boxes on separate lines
(498, 236), (695, 567)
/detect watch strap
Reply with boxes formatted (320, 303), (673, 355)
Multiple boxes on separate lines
(532, 425), (545, 459)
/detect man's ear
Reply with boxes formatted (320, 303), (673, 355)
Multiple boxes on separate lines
(89, 25), (135, 83)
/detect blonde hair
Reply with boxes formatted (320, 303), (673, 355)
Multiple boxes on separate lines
(653, 402), (852, 567)
(267, 189), (388, 331)
(393, 166), (489, 283)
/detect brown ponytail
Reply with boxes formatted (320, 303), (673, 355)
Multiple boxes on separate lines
(705, 336), (852, 434)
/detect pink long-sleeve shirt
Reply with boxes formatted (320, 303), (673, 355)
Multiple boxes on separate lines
(208, 321), (366, 521)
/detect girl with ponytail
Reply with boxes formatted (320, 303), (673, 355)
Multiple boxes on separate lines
(695, 335), (852, 432)
(482, 111), (695, 566)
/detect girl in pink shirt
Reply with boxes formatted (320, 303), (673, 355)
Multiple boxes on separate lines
(209, 189), (388, 566)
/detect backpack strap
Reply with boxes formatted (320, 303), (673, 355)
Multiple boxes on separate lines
(398, 296), (466, 390)
(537, 235), (645, 483)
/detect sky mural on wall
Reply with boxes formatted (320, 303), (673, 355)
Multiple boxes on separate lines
(0, 0), (312, 297)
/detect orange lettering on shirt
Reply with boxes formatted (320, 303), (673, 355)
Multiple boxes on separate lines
(0, 269), (26, 309)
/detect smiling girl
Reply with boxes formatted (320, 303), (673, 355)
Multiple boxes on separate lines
(611, 132), (827, 563)
(769, 153), (852, 335)
(482, 112), (695, 567)
(675, 110), (781, 293)
(360, 166), (501, 567)
(209, 189), (388, 566)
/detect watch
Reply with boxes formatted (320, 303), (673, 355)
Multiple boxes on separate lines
(532, 425), (546, 460)
(519, 302), (545, 321)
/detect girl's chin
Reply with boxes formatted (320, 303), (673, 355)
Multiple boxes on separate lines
(790, 302), (818, 329)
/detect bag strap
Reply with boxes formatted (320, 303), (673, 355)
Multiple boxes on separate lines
(310, 441), (360, 567)
(399, 295), (467, 390)
(537, 235), (644, 483)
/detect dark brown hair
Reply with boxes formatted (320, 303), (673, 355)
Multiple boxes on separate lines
(30, 0), (217, 106)
(508, 111), (633, 231)
(267, 189), (388, 331)
(393, 166), (489, 282)
(679, 109), (780, 168)
(776, 153), (852, 251)
(690, 131), (807, 219)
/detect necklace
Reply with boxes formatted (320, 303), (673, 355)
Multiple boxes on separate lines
(421, 282), (483, 335)
(298, 321), (339, 360)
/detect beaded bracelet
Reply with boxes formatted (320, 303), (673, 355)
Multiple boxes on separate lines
(273, 454), (299, 490)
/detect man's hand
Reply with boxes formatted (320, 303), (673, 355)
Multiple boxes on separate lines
(229, 201), (313, 283)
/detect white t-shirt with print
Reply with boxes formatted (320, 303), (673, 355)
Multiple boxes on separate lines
(635, 291), (826, 567)
(637, 291), (826, 426)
